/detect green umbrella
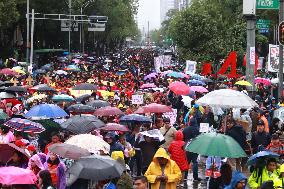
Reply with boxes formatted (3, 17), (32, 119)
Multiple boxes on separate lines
(185, 132), (247, 158)
(0, 111), (8, 120)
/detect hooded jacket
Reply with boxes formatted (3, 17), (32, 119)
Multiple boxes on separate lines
(145, 148), (182, 189)
(224, 171), (247, 189)
(182, 118), (200, 142)
(28, 154), (45, 176)
(168, 131), (189, 171)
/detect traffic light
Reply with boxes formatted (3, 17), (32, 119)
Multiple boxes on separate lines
(279, 21), (284, 45)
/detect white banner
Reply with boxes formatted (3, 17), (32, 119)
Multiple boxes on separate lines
(185, 60), (197, 74)
(132, 95), (144, 104)
(88, 23), (106, 32)
(161, 55), (172, 67)
(154, 56), (161, 73)
(250, 47), (256, 65)
(267, 44), (284, 72)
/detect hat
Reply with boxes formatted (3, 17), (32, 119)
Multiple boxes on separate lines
(27, 144), (36, 152)
(105, 132), (116, 139)
(257, 120), (265, 126)
(193, 104), (199, 109)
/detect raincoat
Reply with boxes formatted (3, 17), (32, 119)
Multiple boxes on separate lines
(144, 148), (182, 189)
(224, 171), (247, 189)
(28, 154), (45, 176)
(168, 131), (189, 171)
(248, 167), (279, 189)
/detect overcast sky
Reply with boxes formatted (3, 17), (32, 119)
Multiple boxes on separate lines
(137, 0), (160, 32)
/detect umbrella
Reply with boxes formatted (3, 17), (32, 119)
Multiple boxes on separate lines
(0, 111), (8, 120)
(55, 70), (68, 75)
(67, 155), (124, 181)
(6, 86), (27, 93)
(203, 78), (213, 83)
(100, 123), (129, 132)
(4, 118), (45, 133)
(76, 94), (91, 102)
(37, 86), (57, 92)
(41, 64), (52, 71)
(196, 89), (258, 108)
(94, 106), (124, 117)
(271, 78), (279, 84)
(140, 83), (157, 89)
(61, 115), (105, 134)
(73, 83), (97, 90)
(188, 79), (205, 86)
(25, 104), (68, 119)
(26, 94), (47, 103)
(48, 143), (91, 160)
(0, 143), (30, 164)
(65, 65), (80, 71)
(0, 167), (37, 185)
(255, 77), (271, 86)
(161, 70), (173, 76)
(182, 95), (194, 108)
(134, 103), (172, 114)
(0, 92), (15, 99)
(247, 151), (279, 165)
(0, 68), (18, 76)
(169, 81), (190, 95)
(190, 86), (208, 93)
(167, 71), (188, 78)
(67, 104), (96, 114)
(144, 73), (158, 80)
(119, 114), (152, 123)
(235, 80), (252, 86)
(34, 69), (46, 74)
(87, 100), (110, 109)
(65, 134), (110, 154)
(52, 94), (75, 102)
(185, 133), (247, 158)
(30, 84), (49, 90)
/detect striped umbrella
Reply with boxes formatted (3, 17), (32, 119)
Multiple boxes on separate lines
(4, 118), (45, 133)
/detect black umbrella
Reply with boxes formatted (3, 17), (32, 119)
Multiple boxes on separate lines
(61, 115), (105, 134)
(87, 100), (110, 109)
(6, 86), (27, 93)
(67, 104), (96, 113)
(37, 86), (57, 92)
(73, 83), (97, 90)
(76, 94), (91, 102)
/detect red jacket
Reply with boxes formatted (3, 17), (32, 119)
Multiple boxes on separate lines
(168, 131), (189, 171)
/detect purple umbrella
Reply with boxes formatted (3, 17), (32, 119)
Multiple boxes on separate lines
(144, 73), (158, 80)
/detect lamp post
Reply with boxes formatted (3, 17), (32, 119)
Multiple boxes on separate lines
(26, 0), (30, 66)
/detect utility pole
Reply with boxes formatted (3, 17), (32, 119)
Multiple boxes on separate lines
(278, 0), (284, 100)
(68, 0), (72, 53)
(29, 9), (35, 67)
(26, 0), (30, 66)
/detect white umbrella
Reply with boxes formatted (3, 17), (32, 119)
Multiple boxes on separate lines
(271, 78), (279, 84)
(196, 89), (257, 109)
(182, 95), (194, 108)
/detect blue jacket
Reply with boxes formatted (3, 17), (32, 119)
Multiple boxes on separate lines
(224, 171), (247, 189)
(182, 118), (200, 142)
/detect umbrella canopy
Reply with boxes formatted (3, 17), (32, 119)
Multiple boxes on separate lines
(134, 103), (172, 114)
(119, 114), (152, 123)
(182, 95), (194, 108)
(87, 100), (110, 109)
(65, 134), (110, 154)
(6, 86), (27, 93)
(67, 104), (96, 114)
(26, 94), (47, 104)
(196, 89), (258, 108)
(65, 65), (80, 71)
(4, 118), (45, 133)
(235, 80), (252, 86)
(37, 86), (57, 92)
(190, 86), (208, 93)
(247, 151), (279, 165)
(188, 79), (205, 86)
(0, 92), (15, 99)
(61, 115), (105, 134)
(185, 133), (247, 158)
(54, 70), (68, 75)
(144, 73), (158, 80)
(0, 111), (8, 120)
(169, 81), (190, 95)
(67, 155), (124, 181)
(73, 83), (97, 90)
(271, 78), (279, 84)
(30, 84), (49, 90)
(255, 77), (271, 86)
(0, 143), (30, 164)
(52, 94), (75, 102)
(34, 69), (46, 74)
(140, 83), (157, 89)
(76, 94), (91, 102)
(24, 104), (68, 119)
(100, 123), (129, 132)
(0, 68), (18, 76)
(94, 106), (124, 117)
(48, 143), (91, 160)
(167, 71), (188, 78)
(0, 167), (37, 185)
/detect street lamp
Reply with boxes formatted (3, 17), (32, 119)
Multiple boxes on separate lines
(80, 0), (95, 53)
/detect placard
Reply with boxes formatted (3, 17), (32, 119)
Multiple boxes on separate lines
(185, 60), (197, 74)
(250, 47), (256, 65)
(199, 123), (209, 133)
(132, 95), (144, 104)
(163, 109), (177, 125)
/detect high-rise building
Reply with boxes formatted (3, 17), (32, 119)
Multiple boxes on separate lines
(160, 0), (179, 24)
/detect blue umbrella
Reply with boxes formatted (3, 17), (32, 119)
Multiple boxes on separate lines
(188, 79), (205, 86)
(66, 65), (80, 71)
(119, 114), (152, 123)
(167, 71), (186, 78)
(34, 69), (46, 74)
(41, 64), (52, 71)
(247, 151), (279, 165)
(24, 104), (68, 119)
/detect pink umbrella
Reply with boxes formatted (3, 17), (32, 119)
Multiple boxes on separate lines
(134, 103), (172, 114)
(100, 123), (129, 132)
(94, 106), (124, 117)
(0, 68), (18, 76)
(254, 77), (271, 86)
(190, 86), (209, 93)
(0, 166), (37, 185)
(169, 81), (190, 95)
(140, 83), (157, 89)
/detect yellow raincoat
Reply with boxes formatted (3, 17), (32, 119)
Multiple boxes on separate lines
(144, 148), (182, 189)
(248, 167), (280, 189)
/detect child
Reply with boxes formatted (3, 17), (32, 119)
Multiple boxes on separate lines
(266, 134), (284, 155)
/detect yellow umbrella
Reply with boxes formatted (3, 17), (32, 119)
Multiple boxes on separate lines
(235, 80), (252, 86)
(12, 69), (26, 74)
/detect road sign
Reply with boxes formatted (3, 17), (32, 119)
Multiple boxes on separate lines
(88, 23), (106, 32)
(61, 20), (78, 32)
(257, 19), (270, 33)
(256, 0), (279, 9)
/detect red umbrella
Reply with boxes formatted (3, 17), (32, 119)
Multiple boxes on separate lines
(0, 68), (18, 76)
(134, 103), (172, 114)
(100, 123), (129, 132)
(169, 81), (190, 95)
(94, 106), (124, 117)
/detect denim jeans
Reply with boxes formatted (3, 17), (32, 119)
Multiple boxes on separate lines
(186, 151), (199, 179)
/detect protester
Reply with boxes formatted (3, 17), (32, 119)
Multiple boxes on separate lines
(133, 176), (148, 189)
(39, 170), (56, 189)
(224, 171), (247, 189)
(44, 133), (62, 154)
(160, 117), (177, 150)
(266, 134), (284, 155)
(251, 120), (271, 153)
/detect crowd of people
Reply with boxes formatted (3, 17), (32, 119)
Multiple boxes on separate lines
(0, 48), (284, 189)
